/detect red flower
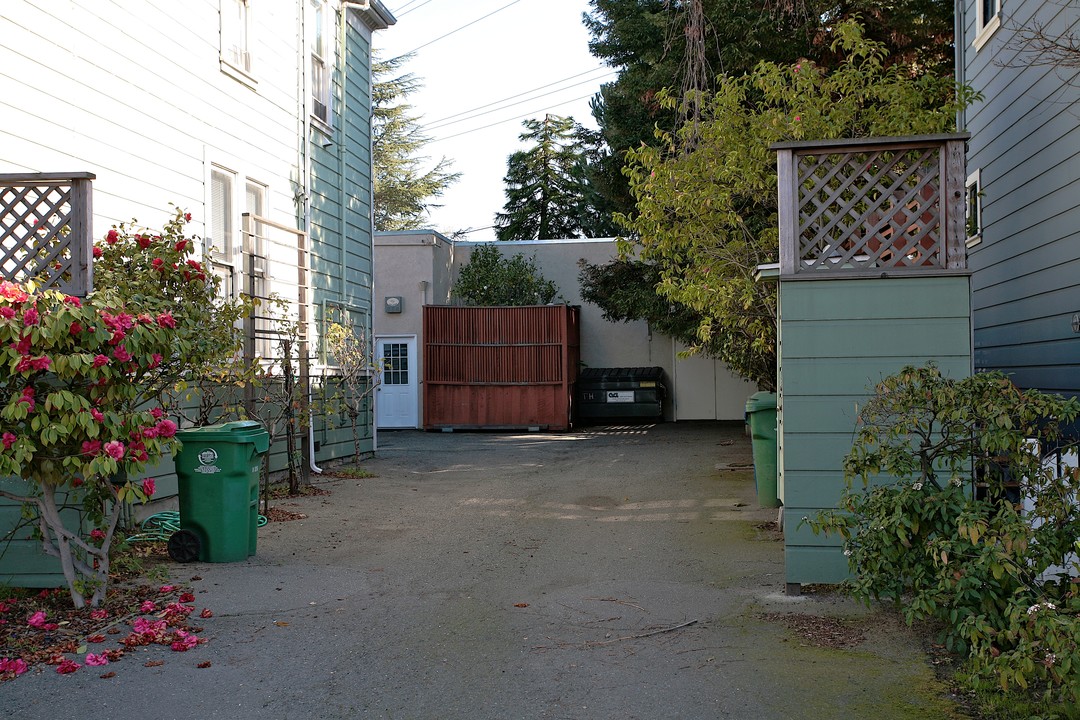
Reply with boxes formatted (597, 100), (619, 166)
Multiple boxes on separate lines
(63, 295), (82, 307)
(30, 356), (50, 371)
(55, 658), (80, 674)
(89, 529), (106, 542)
(69, 321), (83, 335)
(150, 407), (164, 419)
(103, 441), (125, 460)
(156, 312), (176, 329)
(155, 419), (178, 438)
(136, 234), (151, 249)
(2, 432), (16, 450)
(113, 346), (132, 363)
(90, 408), (104, 422)
(92, 354), (110, 367)
(152, 258), (164, 270)
(175, 239), (188, 253)
(11, 335), (31, 355)
(0, 307), (14, 319)
(149, 353), (163, 369)
(186, 259), (202, 271)
(0, 281), (28, 302)
(22, 307), (38, 325)
(105, 229), (119, 245)
(184, 212), (192, 222)
(93, 246), (103, 258)
(81, 440), (101, 456)
(141, 478), (156, 497)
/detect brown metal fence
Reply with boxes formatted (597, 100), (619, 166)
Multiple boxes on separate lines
(423, 305), (580, 430)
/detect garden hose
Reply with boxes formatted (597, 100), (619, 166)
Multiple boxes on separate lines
(124, 510), (268, 543)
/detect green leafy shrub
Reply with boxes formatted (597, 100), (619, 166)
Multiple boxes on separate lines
(453, 244), (559, 306)
(809, 364), (1080, 704)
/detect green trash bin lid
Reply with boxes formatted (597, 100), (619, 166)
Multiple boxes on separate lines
(176, 420), (270, 453)
(745, 391), (777, 413)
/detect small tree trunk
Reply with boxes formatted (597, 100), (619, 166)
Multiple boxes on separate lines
(350, 410), (360, 465)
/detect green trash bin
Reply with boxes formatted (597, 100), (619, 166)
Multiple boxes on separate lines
(169, 420), (269, 563)
(745, 392), (780, 508)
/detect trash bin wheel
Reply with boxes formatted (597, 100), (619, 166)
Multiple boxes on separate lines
(168, 529), (201, 563)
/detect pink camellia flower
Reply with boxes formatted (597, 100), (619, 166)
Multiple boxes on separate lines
(150, 407), (164, 419)
(170, 629), (198, 652)
(69, 321), (83, 335)
(90, 609), (109, 620)
(113, 346), (132, 363)
(89, 529), (106, 542)
(84, 653), (108, 667)
(794, 115), (802, 122)
(0, 307), (14, 319)
(184, 212), (192, 222)
(159, 585), (174, 593)
(63, 295), (82, 307)
(186, 259), (202, 271)
(156, 312), (176, 329)
(136, 234), (151, 249)
(103, 441), (125, 460)
(2, 432), (16, 450)
(27, 611), (48, 628)
(81, 440), (102, 456)
(0, 657), (28, 676)
(155, 419), (178, 438)
(30, 356), (51, 371)
(149, 353), (163, 369)
(175, 239), (188, 253)
(151, 257), (164, 270)
(55, 658), (80, 674)
(92, 354), (110, 367)
(142, 478), (156, 498)
(22, 307), (38, 325)
(93, 246), (103, 259)
(90, 408), (104, 422)
(105, 229), (119, 244)
(139, 600), (157, 614)
(0, 281), (29, 302)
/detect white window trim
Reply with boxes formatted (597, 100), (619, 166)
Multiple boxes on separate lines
(966, 169), (983, 248)
(220, 0), (258, 88)
(204, 153), (272, 299)
(973, 0), (1002, 51)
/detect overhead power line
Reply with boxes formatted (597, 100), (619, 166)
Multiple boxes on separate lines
(427, 91), (602, 144)
(390, 0), (526, 59)
(423, 70), (615, 132)
(390, 0), (436, 17)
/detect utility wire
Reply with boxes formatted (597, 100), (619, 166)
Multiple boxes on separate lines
(389, 0), (526, 60)
(427, 91), (601, 144)
(423, 66), (614, 128)
(423, 71), (615, 132)
(392, 0), (437, 18)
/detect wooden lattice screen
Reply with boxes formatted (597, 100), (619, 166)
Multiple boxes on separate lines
(774, 134), (968, 277)
(0, 172), (95, 296)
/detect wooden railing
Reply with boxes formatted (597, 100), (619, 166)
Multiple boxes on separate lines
(774, 134), (968, 277)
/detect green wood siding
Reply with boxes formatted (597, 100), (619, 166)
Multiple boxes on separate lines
(778, 275), (972, 584)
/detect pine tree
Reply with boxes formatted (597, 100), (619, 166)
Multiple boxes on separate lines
(494, 115), (598, 241)
(372, 54), (460, 231)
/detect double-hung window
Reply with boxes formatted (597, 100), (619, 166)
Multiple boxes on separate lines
(221, 0), (256, 84)
(974, 0), (1001, 50)
(311, 0), (332, 127)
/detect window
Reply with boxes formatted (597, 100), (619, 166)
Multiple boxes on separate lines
(974, 0), (1001, 50)
(210, 167), (236, 295)
(221, 0), (255, 83)
(311, 0), (331, 126)
(244, 180), (268, 302)
(966, 170), (982, 247)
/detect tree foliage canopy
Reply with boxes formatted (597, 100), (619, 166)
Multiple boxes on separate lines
(372, 54), (460, 232)
(618, 20), (976, 389)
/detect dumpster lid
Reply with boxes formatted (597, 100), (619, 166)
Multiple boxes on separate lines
(579, 366), (665, 383)
(745, 391), (777, 413)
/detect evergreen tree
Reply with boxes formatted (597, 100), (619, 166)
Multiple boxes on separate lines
(494, 115), (600, 240)
(372, 54), (460, 231)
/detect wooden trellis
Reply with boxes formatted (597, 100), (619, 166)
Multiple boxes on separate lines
(0, 172), (95, 296)
(774, 135), (968, 276)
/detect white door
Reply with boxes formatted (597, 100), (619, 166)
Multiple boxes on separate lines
(376, 336), (418, 428)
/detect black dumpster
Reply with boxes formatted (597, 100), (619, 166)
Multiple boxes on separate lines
(577, 367), (666, 422)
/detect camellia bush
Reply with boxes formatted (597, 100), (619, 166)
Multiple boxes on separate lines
(0, 208), (246, 607)
(809, 364), (1080, 705)
(453, 244), (559, 306)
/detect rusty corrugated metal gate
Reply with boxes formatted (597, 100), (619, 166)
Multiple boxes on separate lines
(423, 305), (580, 430)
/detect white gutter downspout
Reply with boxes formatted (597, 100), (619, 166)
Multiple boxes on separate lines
(302, 1), (322, 475)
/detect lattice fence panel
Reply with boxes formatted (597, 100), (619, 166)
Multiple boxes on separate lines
(796, 146), (944, 271)
(0, 174), (94, 296)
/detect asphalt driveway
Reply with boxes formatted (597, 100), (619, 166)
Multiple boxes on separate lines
(1, 422), (967, 719)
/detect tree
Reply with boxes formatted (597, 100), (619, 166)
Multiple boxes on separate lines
(372, 53), (460, 231)
(453, 244), (559, 306)
(494, 115), (600, 240)
(0, 208), (246, 607)
(325, 315), (379, 465)
(618, 20), (976, 389)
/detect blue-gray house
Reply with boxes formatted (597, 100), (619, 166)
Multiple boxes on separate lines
(958, 0), (1080, 413)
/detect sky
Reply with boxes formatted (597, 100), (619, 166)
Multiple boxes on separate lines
(374, 0), (613, 239)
